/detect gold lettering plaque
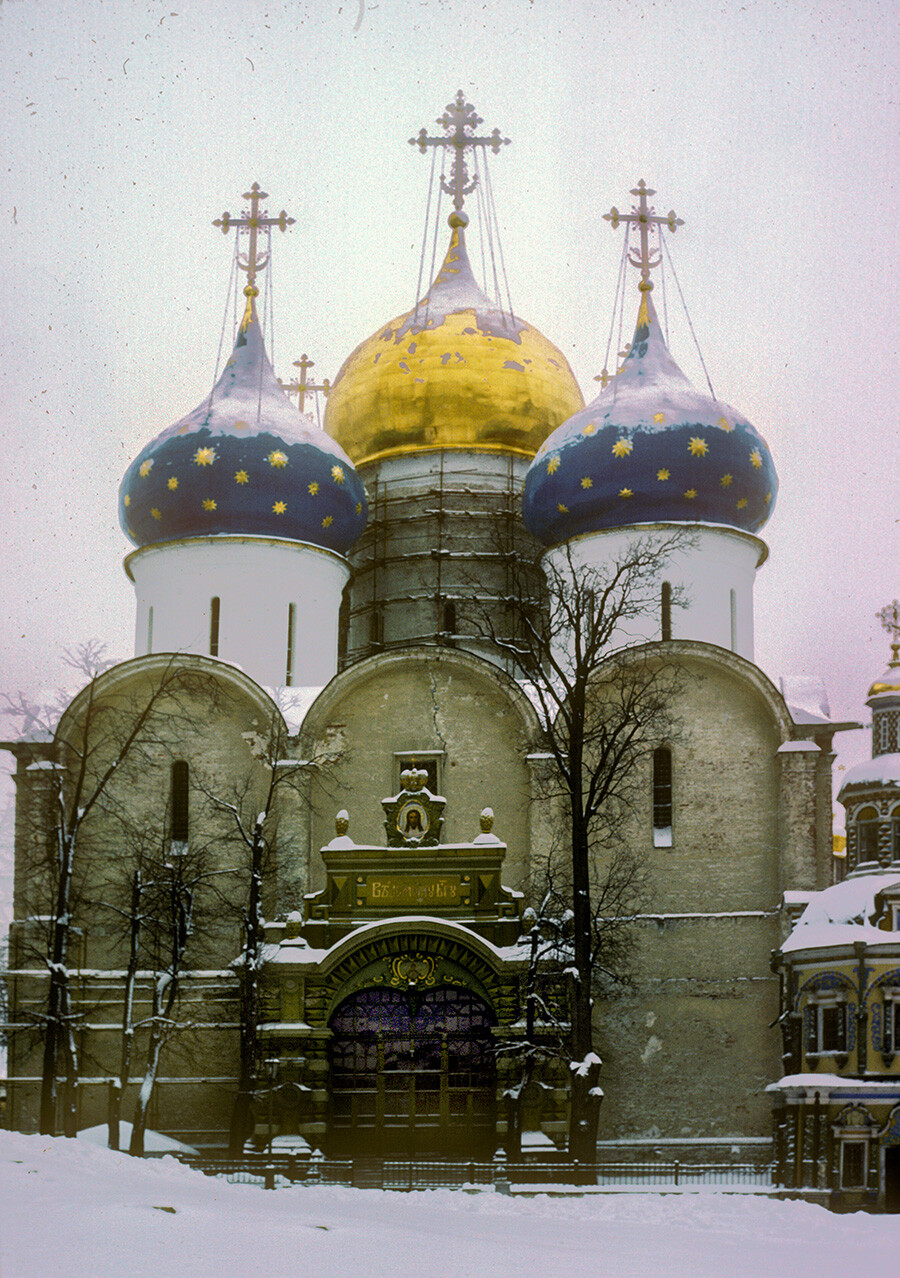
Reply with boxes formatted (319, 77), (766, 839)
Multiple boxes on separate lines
(368, 876), (459, 907)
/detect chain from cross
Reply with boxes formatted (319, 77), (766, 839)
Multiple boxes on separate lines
(213, 183), (295, 288)
(278, 354), (331, 414)
(877, 599), (900, 642)
(410, 90), (510, 213)
(604, 180), (683, 289)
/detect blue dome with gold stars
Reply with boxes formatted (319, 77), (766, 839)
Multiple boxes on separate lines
(522, 291), (777, 547)
(119, 295), (367, 554)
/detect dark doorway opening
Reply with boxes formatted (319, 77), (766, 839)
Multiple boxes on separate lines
(885, 1145), (900, 1212)
(328, 985), (496, 1157)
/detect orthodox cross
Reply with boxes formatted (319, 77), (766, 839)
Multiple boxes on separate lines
(410, 90), (510, 213)
(213, 183), (295, 288)
(878, 599), (900, 657)
(604, 180), (683, 287)
(279, 354), (331, 413)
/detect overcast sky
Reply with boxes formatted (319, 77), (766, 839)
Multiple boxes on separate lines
(1, 0), (898, 803)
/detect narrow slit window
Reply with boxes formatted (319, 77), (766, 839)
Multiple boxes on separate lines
(209, 596), (220, 657)
(171, 760), (189, 846)
(286, 602), (296, 686)
(369, 606), (384, 648)
(661, 582), (672, 641)
(730, 588), (737, 650)
(652, 746), (673, 847)
(443, 601), (456, 634)
(147, 605), (154, 653)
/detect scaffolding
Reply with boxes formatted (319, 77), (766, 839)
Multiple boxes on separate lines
(341, 452), (543, 670)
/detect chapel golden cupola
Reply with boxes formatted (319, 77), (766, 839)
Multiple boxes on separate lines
(324, 92), (584, 466)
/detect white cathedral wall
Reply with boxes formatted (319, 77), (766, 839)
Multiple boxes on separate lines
(546, 524), (766, 661)
(126, 537), (350, 688)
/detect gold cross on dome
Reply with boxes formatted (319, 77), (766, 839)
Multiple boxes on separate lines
(213, 183), (295, 287)
(278, 354), (331, 414)
(410, 91), (510, 213)
(604, 180), (683, 289)
(877, 599), (900, 644)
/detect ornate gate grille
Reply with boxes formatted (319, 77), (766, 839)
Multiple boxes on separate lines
(329, 986), (496, 1155)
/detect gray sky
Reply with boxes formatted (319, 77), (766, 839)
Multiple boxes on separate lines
(1, 0), (898, 804)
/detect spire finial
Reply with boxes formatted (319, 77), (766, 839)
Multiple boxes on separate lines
(410, 90), (510, 215)
(278, 354), (331, 414)
(213, 182), (295, 289)
(877, 599), (900, 664)
(603, 180), (683, 291)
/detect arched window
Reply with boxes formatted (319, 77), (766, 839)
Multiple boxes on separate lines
(285, 602), (296, 686)
(661, 582), (672, 642)
(730, 588), (737, 651)
(855, 805), (880, 863)
(170, 760), (189, 846)
(209, 596), (220, 657)
(652, 746), (673, 847)
(369, 605), (384, 649)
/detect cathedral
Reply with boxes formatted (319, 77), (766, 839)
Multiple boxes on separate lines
(6, 95), (896, 1201)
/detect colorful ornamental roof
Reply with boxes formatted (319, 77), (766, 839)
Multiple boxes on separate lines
(324, 213), (584, 466)
(119, 296), (367, 554)
(522, 291), (778, 547)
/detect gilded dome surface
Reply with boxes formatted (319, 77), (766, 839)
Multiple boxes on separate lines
(523, 291), (778, 547)
(324, 217), (584, 465)
(120, 298), (367, 554)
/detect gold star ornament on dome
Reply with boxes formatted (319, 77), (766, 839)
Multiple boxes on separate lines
(611, 438), (633, 458)
(194, 447), (216, 467)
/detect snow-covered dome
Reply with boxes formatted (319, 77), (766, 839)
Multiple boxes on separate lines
(324, 212), (584, 466)
(868, 646), (900, 702)
(120, 290), (367, 554)
(522, 289), (778, 547)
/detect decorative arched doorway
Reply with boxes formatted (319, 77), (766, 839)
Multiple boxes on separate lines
(328, 985), (497, 1156)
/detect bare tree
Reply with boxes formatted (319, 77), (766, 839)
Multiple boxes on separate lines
(482, 533), (688, 1163)
(196, 711), (312, 1156)
(2, 650), (219, 1137)
(126, 846), (209, 1157)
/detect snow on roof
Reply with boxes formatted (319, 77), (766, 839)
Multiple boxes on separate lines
(767, 1073), (900, 1094)
(776, 740), (820, 753)
(264, 685), (323, 735)
(838, 753), (900, 794)
(781, 871), (900, 954)
(779, 675), (831, 725)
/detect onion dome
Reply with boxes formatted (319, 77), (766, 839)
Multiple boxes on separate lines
(522, 289), (778, 547)
(868, 644), (900, 702)
(119, 291), (367, 554)
(324, 213), (584, 465)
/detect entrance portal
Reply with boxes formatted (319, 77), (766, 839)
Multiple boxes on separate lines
(328, 986), (497, 1157)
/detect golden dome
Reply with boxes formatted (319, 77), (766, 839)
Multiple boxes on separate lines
(324, 215), (584, 465)
(869, 645), (900, 697)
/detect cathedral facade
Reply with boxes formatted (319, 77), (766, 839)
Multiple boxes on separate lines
(2, 106), (862, 1172)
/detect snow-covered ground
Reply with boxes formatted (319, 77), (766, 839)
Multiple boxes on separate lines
(1, 1131), (896, 1278)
